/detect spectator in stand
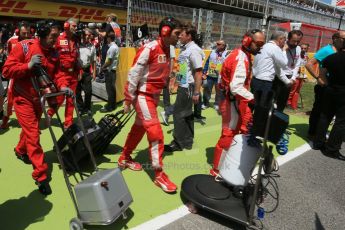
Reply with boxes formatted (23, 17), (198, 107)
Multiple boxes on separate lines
(76, 28), (96, 116)
(100, 32), (119, 112)
(1, 21), (31, 129)
(287, 43), (309, 110)
(305, 31), (345, 141)
(251, 31), (292, 102)
(274, 30), (303, 112)
(202, 39), (228, 111)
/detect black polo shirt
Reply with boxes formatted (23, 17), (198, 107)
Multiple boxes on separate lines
(322, 51), (345, 87)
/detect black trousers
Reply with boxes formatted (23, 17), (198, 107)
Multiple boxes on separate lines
(308, 85), (326, 136)
(314, 86), (345, 152)
(193, 94), (202, 117)
(272, 77), (291, 112)
(76, 70), (92, 111)
(105, 70), (116, 109)
(250, 77), (273, 100)
(173, 86), (194, 148)
(162, 86), (171, 108)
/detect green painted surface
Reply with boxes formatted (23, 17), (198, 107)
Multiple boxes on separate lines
(0, 101), (308, 230)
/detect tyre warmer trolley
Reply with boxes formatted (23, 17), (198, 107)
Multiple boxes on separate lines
(181, 92), (288, 230)
(41, 92), (133, 230)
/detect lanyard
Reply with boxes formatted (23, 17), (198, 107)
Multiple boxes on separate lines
(287, 48), (296, 67)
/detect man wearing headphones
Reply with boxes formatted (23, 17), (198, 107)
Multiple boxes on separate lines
(2, 21), (60, 195)
(118, 17), (182, 193)
(210, 29), (265, 177)
(47, 18), (80, 129)
(1, 21), (31, 129)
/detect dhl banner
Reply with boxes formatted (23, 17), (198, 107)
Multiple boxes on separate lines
(0, 0), (127, 23)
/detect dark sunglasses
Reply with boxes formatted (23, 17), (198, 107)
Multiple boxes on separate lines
(253, 40), (265, 47)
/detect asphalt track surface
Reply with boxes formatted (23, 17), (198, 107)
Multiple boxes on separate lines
(162, 145), (345, 230)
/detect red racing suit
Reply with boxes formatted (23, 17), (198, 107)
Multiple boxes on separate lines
(2, 38), (59, 182)
(122, 38), (170, 169)
(213, 48), (254, 171)
(1, 36), (20, 128)
(47, 32), (79, 128)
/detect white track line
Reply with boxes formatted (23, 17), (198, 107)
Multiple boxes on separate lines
(131, 143), (312, 230)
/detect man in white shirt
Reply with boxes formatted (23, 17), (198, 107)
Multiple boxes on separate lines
(251, 31), (292, 102)
(165, 25), (205, 152)
(100, 31), (119, 112)
(76, 28), (96, 115)
(274, 30), (303, 112)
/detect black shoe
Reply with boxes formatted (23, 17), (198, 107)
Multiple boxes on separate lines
(194, 115), (206, 124)
(0, 110), (3, 120)
(14, 149), (31, 164)
(322, 149), (345, 161)
(36, 179), (52, 196)
(312, 142), (324, 150)
(164, 142), (183, 152)
(100, 106), (115, 113)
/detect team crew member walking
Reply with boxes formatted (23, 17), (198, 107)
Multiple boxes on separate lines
(165, 24), (205, 152)
(2, 21), (60, 195)
(118, 18), (182, 193)
(1, 22), (31, 129)
(210, 29), (265, 176)
(47, 18), (80, 129)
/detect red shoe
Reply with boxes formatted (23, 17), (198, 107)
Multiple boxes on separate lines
(154, 171), (177, 193)
(118, 155), (142, 171)
(209, 168), (220, 177)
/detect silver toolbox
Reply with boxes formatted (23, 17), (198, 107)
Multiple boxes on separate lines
(74, 168), (133, 224)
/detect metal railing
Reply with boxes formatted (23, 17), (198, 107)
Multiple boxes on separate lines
(125, 0), (344, 51)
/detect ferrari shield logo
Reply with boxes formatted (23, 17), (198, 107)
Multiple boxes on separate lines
(60, 40), (68, 46)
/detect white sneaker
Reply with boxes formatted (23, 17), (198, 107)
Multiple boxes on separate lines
(214, 105), (219, 111)
(201, 104), (207, 110)
(160, 111), (169, 126)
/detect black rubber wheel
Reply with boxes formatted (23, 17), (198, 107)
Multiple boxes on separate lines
(69, 217), (83, 230)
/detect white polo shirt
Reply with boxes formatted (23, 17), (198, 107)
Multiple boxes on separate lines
(176, 41), (205, 88)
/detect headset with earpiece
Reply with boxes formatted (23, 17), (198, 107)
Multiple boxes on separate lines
(242, 29), (262, 48)
(63, 22), (70, 31)
(159, 17), (177, 37)
(36, 20), (59, 38)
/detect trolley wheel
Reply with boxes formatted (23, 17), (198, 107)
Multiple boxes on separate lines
(186, 202), (198, 214)
(69, 217), (83, 230)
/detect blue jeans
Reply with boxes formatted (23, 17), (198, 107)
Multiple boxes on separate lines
(202, 76), (219, 106)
